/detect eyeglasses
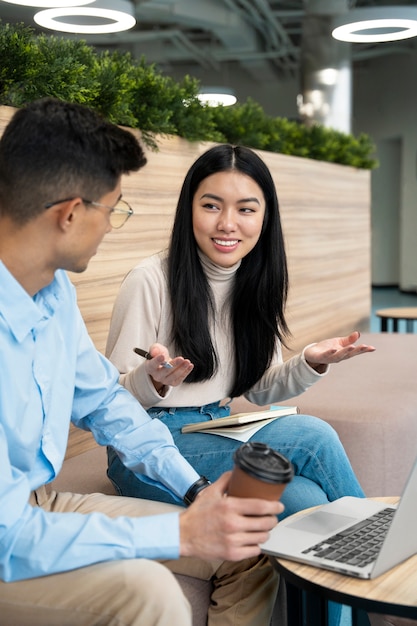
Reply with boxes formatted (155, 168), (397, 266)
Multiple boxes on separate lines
(44, 197), (134, 229)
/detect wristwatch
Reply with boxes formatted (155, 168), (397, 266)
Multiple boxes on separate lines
(183, 476), (211, 506)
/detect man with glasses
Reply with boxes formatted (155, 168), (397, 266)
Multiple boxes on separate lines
(0, 98), (282, 626)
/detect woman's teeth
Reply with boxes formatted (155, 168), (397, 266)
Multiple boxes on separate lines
(213, 239), (238, 247)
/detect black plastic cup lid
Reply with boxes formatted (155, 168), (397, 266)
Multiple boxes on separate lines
(233, 442), (294, 484)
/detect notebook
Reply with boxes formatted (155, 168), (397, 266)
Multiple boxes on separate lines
(181, 406), (299, 434)
(261, 455), (417, 579)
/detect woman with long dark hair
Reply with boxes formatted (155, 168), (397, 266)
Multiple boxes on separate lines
(106, 144), (374, 519)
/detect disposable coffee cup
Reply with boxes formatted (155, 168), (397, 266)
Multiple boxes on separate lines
(227, 442), (293, 500)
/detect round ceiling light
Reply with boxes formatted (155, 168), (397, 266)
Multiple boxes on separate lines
(197, 87), (237, 107)
(1, 0), (93, 5)
(34, 0), (136, 34)
(332, 7), (417, 43)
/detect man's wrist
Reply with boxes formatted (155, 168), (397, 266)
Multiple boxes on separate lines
(183, 476), (211, 506)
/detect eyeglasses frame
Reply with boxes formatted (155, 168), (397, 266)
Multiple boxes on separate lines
(44, 196), (134, 229)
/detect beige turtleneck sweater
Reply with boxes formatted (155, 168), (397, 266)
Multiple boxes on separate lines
(106, 251), (327, 410)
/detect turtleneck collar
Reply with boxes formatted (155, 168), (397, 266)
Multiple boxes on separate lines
(197, 249), (241, 282)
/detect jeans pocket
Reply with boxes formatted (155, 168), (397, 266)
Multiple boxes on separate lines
(147, 408), (168, 420)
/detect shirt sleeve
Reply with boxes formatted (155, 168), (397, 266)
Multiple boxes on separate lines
(0, 431), (181, 581)
(244, 344), (329, 406)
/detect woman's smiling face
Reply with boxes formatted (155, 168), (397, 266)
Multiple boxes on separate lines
(192, 170), (266, 267)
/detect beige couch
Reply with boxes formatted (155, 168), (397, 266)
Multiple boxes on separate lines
(232, 331), (417, 498)
(52, 330), (417, 624)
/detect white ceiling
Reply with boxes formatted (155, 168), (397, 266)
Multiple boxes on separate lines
(1, 0), (416, 84)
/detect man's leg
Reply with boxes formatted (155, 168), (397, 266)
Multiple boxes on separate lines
(45, 488), (280, 626)
(166, 554), (280, 626)
(0, 488), (193, 626)
(0, 559), (191, 626)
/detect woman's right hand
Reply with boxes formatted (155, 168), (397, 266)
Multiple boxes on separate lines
(145, 342), (194, 390)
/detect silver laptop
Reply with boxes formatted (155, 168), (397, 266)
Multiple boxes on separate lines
(261, 456), (417, 579)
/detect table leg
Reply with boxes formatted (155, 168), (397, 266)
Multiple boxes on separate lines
(286, 582), (303, 625)
(393, 318), (399, 332)
(352, 608), (371, 626)
(303, 590), (328, 625)
(407, 319), (413, 332)
(286, 584), (327, 625)
(380, 319), (388, 332)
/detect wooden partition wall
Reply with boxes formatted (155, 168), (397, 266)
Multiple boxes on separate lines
(0, 105), (371, 359)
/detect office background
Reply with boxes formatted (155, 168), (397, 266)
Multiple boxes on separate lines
(1, 0), (416, 291)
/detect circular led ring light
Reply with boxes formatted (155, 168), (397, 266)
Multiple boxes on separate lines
(333, 18), (417, 43)
(197, 87), (237, 107)
(198, 93), (237, 106)
(2, 1), (93, 6)
(34, 3), (136, 34)
(332, 7), (417, 43)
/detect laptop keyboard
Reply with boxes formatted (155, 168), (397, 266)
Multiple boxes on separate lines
(301, 507), (396, 568)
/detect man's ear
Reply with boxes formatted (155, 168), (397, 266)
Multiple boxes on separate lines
(55, 198), (83, 231)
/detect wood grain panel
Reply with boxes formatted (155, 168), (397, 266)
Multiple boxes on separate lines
(1, 106), (371, 459)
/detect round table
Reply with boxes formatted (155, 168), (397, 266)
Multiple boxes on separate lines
(375, 308), (417, 332)
(271, 497), (417, 625)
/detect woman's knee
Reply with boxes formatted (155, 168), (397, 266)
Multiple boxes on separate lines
(279, 475), (329, 519)
(284, 413), (341, 445)
(293, 413), (337, 433)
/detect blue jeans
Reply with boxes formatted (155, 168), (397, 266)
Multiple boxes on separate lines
(107, 402), (364, 517)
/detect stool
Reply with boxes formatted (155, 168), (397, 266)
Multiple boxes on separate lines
(375, 307), (417, 332)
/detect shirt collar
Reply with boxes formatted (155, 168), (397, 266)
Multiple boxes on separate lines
(0, 261), (64, 343)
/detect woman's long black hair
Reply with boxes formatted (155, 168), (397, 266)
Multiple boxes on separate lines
(167, 144), (289, 398)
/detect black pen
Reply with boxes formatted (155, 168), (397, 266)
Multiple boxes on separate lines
(134, 347), (173, 369)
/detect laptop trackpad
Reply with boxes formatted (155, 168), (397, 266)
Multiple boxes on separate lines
(287, 511), (357, 535)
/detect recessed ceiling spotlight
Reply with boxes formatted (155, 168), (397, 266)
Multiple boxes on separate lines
(34, 0), (136, 34)
(197, 87), (237, 107)
(332, 7), (417, 43)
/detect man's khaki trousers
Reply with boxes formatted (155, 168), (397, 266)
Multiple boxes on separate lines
(0, 487), (279, 626)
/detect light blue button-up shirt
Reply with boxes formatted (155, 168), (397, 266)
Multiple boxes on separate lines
(0, 262), (199, 582)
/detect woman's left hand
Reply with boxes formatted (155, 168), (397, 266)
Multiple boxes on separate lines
(304, 331), (375, 373)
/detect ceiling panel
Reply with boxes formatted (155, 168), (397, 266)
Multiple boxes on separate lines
(1, 0), (416, 82)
